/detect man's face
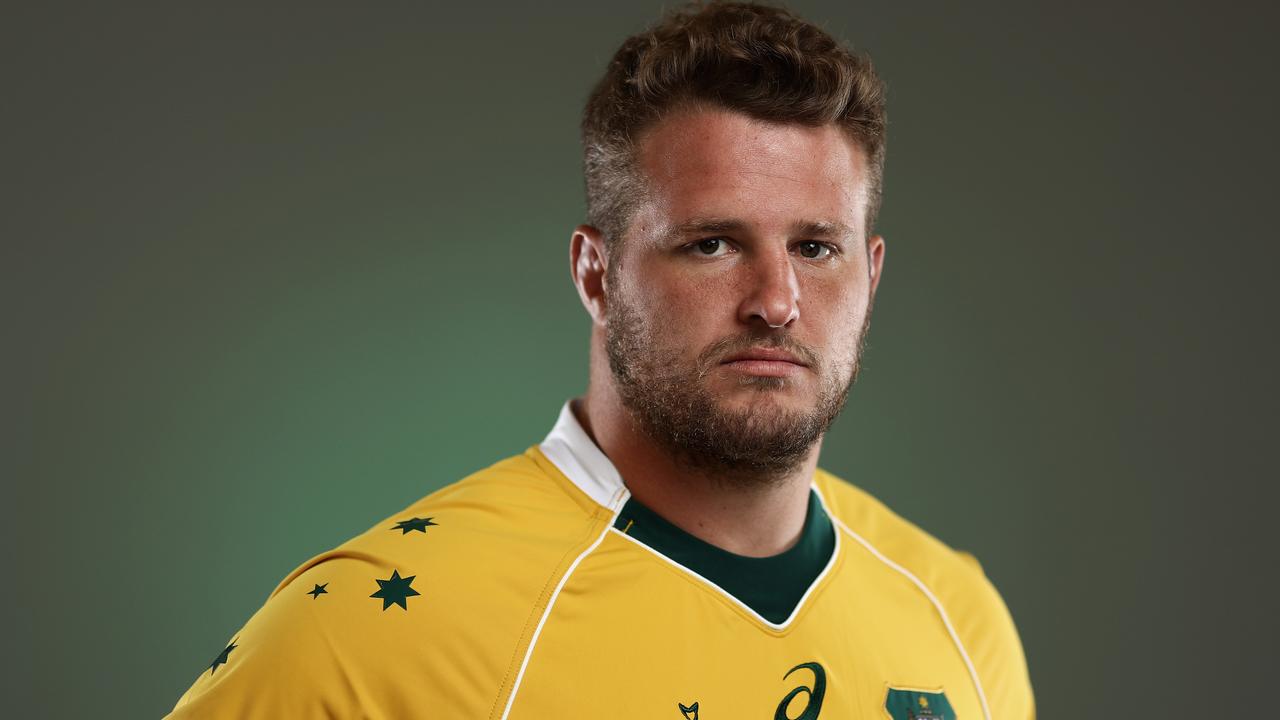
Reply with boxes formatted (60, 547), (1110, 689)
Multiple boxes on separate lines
(604, 106), (884, 482)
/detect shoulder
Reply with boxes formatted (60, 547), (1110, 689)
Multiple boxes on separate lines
(168, 446), (611, 718)
(275, 445), (606, 595)
(813, 467), (986, 592)
(814, 468), (1036, 720)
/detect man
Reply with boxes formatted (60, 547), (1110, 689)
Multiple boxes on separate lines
(168, 2), (1034, 718)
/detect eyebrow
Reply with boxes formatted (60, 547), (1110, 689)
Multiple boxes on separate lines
(662, 217), (857, 241)
(663, 217), (749, 240)
(792, 219), (857, 240)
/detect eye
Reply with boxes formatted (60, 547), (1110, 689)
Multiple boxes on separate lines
(692, 237), (731, 256)
(796, 241), (833, 259)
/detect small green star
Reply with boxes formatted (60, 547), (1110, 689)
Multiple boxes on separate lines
(208, 638), (238, 675)
(392, 517), (438, 534)
(370, 569), (421, 611)
(307, 583), (328, 599)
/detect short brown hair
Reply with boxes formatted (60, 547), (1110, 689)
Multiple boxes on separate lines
(581, 1), (887, 251)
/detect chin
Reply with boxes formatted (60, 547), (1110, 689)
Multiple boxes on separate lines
(716, 383), (815, 416)
(720, 373), (809, 397)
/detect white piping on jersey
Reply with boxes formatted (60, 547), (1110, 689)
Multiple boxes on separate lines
(503, 402), (627, 718)
(830, 515), (993, 720)
(538, 401), (626, 509)
(609, 485), (842, 632)
(497, 485), (629, 720)
(535, 400), (988, 715)
(537, 399), (841, 630)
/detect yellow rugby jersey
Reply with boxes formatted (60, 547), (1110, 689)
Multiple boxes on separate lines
(167, 402), (1034, 719)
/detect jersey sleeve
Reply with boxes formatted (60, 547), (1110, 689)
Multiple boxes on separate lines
(165, 552), (388, 718)
(814, 469), (1036, 720)
(165, 543), (523, 719)
(166, 448), (614, 719)
(947, 548), (1036, 720)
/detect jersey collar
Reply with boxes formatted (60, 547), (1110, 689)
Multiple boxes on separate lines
(538, 399), (840, 630)
(539, 399), (628, 510)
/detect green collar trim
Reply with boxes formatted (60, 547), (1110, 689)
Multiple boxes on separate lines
(613, 489), (835, 624)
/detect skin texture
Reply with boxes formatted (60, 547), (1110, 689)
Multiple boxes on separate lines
(570, 106), (885, 557)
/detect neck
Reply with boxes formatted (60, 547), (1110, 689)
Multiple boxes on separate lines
(576, 361), (821, 558)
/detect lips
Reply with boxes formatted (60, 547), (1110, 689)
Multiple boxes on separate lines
(719, 347), (809, 367)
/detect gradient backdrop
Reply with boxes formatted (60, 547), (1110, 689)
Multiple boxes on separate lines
(5, 1), (1276, 718)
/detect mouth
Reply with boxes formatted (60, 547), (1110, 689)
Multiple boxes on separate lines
(721, 347), (808, 365)
(719, 347), (809, 378)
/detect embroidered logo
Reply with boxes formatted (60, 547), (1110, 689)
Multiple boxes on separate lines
(884, 687), (955, 720)
(775, 662), (826, 720)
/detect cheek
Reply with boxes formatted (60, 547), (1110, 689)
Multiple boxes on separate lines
(633, 267), (737, 351)
(804, 281), (868, 349)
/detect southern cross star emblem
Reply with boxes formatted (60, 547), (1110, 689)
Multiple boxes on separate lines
(391, 517), (438, 534)
(208, 638), (237, 675)
(370, 569), (421, 610)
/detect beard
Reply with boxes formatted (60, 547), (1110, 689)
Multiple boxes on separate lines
(604, 283), (872, 487)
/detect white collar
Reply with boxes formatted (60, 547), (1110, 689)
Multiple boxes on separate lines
(539, 400), (629, 511)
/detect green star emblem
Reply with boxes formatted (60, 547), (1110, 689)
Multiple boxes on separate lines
(307, 583), (328, 599)
(370, 569), (421, 610)
(208, 638), (237, 675)
(392, 516), (438, 534)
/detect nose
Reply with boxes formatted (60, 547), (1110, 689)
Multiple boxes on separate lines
(737, 247), (800, 328)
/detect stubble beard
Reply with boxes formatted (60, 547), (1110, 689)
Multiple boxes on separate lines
(604, 284), (872, 489)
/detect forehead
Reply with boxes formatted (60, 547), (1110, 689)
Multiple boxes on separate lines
(632, 106), (870, 238)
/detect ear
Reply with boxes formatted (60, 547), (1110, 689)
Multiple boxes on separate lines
(570, 224), (609, 326)
(866, 233), (886, 300)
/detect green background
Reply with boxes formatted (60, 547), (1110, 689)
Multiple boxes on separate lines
(5, 2), (1275, 717)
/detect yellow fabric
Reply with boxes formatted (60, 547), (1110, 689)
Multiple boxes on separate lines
(167, 447), (1034, 719)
